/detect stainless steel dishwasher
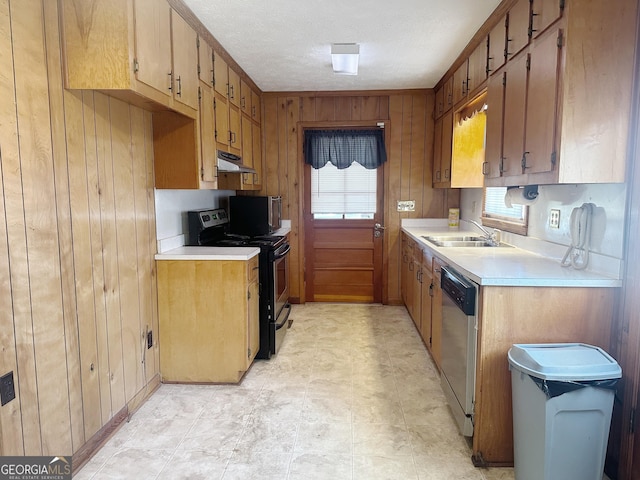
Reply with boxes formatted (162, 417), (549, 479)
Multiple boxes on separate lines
(440, 265), (479, 437)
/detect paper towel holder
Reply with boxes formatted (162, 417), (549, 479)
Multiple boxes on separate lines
(507, 185), (539, 200)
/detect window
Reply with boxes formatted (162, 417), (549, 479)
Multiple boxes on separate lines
(311, 162), (377, 219)
(481, 187), (529, 235)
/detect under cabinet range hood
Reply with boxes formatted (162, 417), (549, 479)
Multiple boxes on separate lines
(217, 150), (255, 174)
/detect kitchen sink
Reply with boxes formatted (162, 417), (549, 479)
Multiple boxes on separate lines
(421, 235), (512, 248)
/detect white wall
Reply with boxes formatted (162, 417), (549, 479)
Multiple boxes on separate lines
(460, 183), (627, 260)
(154, 189), (234, 245)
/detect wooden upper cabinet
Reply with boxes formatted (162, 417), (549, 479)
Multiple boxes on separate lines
(199, 86), (218, 186)
(467, 38), (488, 95)
(198, 36), (214, 87)
(443, 76), (454, 111)
(214, 93), (229, 149)
(170, 11), (198, 110)
(252, 122), (262, 187)
(484, 71), (505, 179)
(251, 90), (261, 124)
(506, 0), (531, 59)
(240, 80), (252, 116)
(134, 0), (172, 96)
(228, 68), (241, 108)
(531, 0), (564, 38)
(213, 52), (229, 96)
(488, 16), (507, 75)
(452, 61), (468, 105)
(433, 109), (453, 188)
(228, 103), (242, 155)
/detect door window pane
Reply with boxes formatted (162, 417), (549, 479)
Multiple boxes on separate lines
(311, 162), (376, 219)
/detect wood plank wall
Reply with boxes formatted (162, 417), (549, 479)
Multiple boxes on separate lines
(0, 0), (159, 456)
(261, 92), (459, 305)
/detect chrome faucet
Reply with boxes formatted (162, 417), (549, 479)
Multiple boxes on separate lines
(463, 219), (501, 246)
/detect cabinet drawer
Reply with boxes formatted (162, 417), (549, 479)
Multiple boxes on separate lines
(248, 256), (259, 283)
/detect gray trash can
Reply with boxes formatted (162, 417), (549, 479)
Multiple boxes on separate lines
(508, 343), (621, 480)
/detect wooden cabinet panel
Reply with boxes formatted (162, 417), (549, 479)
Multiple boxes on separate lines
(440, 110), (453, 184)
(502, 54), (527, 176)
(467, 38), (488, 95)
(443, 76), (454, 111)
(228, 105), (241, 155)
(435, 86), (444, 119)
(524, 28), (561, 175)
(241, 114), (253, 186)
(531, 0), (563, 38)
(251, 90), (261, 124)
(240, 79), (252, 116)
(170, 11), (198, 110)
(247, 278), (259, 365)
(252, 122), (262, 188)
(484, 71), (505, 179)
(214, 94), (229, 149)
(506, 0), (531, 59)
(452, 61), (468, 105)
(433, 118), (443, 185)
(134, 0), (172, 97)
(198, 37), (213, 87)
(213, 52), (228, 96)
(199, 86), (217, 185)
(430, 257), (446, 371)
(157, 257), (259, 383)
(420, 249), (434, 349)
(488, 16), (506, 75)
(228, 68), (240, 108)
(411, 245), (422, 329)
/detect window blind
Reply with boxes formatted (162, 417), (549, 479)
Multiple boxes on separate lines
(311, 162), (377, 217)
(484, 187), (525, 221)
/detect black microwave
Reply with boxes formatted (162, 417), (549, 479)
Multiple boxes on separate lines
(229, 196), (282, 236)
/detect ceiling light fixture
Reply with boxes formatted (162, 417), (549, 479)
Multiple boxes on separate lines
(331, 43), (359, 75)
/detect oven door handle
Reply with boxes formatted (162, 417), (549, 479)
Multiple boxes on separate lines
(274, 244), (291, 259)
(274, 303), (292, 330)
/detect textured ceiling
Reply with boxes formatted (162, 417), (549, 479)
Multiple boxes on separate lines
(181, 0), (502, 92)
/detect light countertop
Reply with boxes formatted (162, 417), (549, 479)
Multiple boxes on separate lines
(402, 221), (621, 288)
(155, 246), (260, 261)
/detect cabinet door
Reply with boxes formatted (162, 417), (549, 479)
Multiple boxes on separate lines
(453, 61), (468, 105)
(171, 11), (198, 109)
(214, 94), (229, 149)
(199, 87), (217, 185)
(213, 52), (228, 96)
(241, 114), (254, 186)
(484, 71), (505, 179)
(251, 90), (261, 124)
(433, 116), (443, 185)
(411, 249), (422, 329)
(134, 0), (172, 96)
(240, 79), (252, 116)
(431, 258), (446, 370)
(198, 37), (214, 87)
(531, 0), (563, 38)
(228, 105), (242, 155)
(488, 16), (506, 75)
(502, 54), (527, 176)
(252, 122), (262, 187)
(228, 68), (240, 108)
(524, 28), (562, 174)
(443, 76), (454, 111)
(247, 279), (259, 364)
(467, 38), (488, 94)
(441, 110), (453, 183)
(401, 234), (410, 306)
(420, 268), (433, 348)
(506, 0), (531, 59)
(435, 86), (445, 119)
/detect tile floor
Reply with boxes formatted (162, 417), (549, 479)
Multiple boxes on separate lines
(75, 303), (515, 480)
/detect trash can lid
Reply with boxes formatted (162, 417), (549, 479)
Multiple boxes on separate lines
(508, 343), (622, 381)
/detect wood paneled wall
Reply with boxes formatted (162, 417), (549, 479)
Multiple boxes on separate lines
(0, 0), (159, 456)
(261, 92), (459, 305)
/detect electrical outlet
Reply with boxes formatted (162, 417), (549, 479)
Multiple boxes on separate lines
(549, 209), (561, 229)
(147, 331), (153, 349)
(397, 200), (415, 212)
(1, 371), (15, 406)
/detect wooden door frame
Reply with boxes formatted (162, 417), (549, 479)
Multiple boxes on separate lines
(297, 121), (390, 304)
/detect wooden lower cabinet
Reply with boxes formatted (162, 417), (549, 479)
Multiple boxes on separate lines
(157, 255), (259, 383)
(430, 257), (445, 370)
(472, 285), (616, 466)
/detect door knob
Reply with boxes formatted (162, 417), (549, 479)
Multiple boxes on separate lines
(374, 223), (386, 230)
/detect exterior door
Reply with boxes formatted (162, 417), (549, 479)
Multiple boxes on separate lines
(303, 161), (384, 303)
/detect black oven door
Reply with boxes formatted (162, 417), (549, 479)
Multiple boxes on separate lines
(271, 242), (291, 355)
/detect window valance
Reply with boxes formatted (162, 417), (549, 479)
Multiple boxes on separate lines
(303, 129), (387, 170)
